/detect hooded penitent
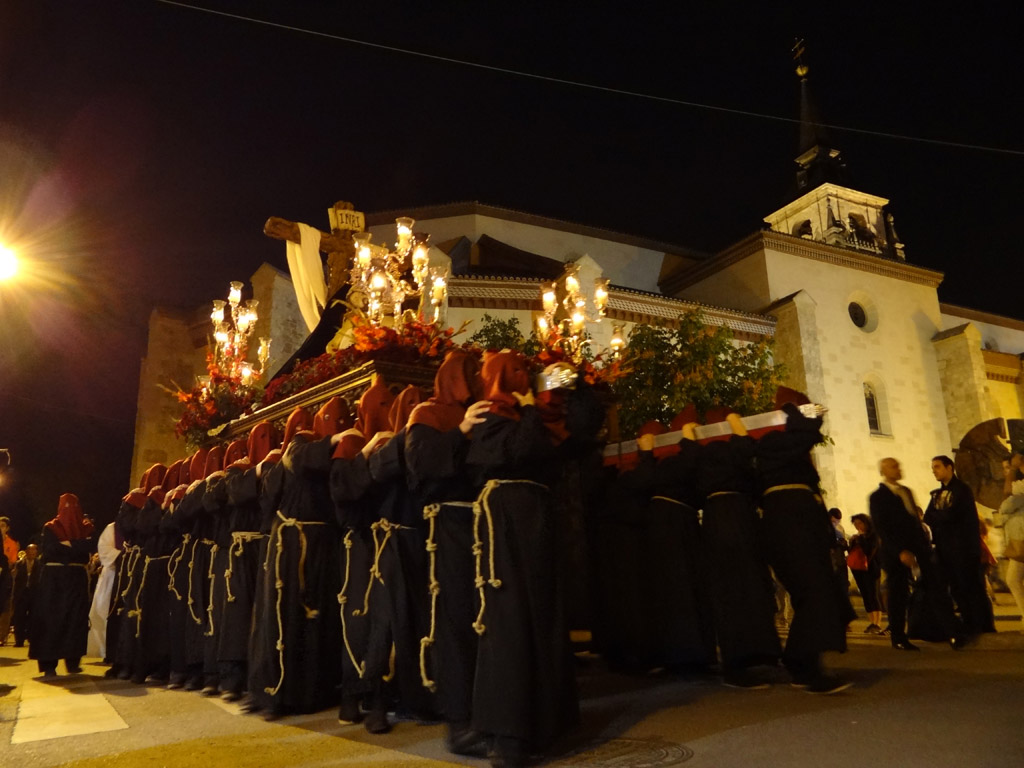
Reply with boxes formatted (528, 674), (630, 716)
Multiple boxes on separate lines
(669, 404), (700, 433)
(314, 396), (353, 439)
(224, 439), (248, 469)
(189, 448), (210, 484)
(481, 350), (531, 421)
(773, 386), (811, 409)
(408, 348), (482, 433)
(282, 407), (314, 449)
(355, 375), (396, 438)
(388, 385), (423, 433)
(247, 421), (280, 465)
(46, 493), (95, 541)
(204, 444), (225, 478)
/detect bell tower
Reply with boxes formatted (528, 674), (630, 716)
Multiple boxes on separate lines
(763, 41), (906, 261)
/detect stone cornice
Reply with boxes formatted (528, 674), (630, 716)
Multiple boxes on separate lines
(660, 231), (944, 295)
(982, 349), (1022, 384)
(447, 275), (775, 339)
(940, 303), (1024, 333)
(367, 201), (707, 260)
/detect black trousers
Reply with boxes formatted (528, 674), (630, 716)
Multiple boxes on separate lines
(883, 557), (958, 642)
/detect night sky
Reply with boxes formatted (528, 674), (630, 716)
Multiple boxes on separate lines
(0, 1), (1020, 539)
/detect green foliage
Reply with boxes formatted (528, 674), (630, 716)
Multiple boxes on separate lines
(468, 314), (541, 356)
(611, 311), (785, 437)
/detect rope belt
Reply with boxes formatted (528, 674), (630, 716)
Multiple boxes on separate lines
(707, 490), (744, 498)
(117, 546), (143, 615)
(127, 555), (170, 638)
(472, 479), (548, 636)
(419, 501), (473, 692)
(651, 495), (685, 505)
(224, 531), (264, 603)
(167, 534), (191, 601)
(185, 536), (208, 626)
(204, 543), (220, 637)
(337, 529), (364, 680)
(355, 519), (413, 617)
(43, 561), (87, 566)
(264, 511), (328, 697)
(108, 550), (130, 619)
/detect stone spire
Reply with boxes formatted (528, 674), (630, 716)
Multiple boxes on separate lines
(792, 41), (848, 193)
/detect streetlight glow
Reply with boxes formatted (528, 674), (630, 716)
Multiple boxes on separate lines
(0, 244), (18, 280)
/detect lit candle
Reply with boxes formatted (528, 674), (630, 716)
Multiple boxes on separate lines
(542, 284), (557, 313)
(431, 275), (447, 304)
(211, 300), (226, 325)
(228, 281), (243, 306)
(396, 217), (414, 253)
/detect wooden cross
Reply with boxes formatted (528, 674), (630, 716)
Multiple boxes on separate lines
(263, 200), (363, 299)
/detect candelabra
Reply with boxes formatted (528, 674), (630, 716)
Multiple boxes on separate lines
(349, 217), (448, 326)
(209, 281), (270, 384)
(536, 262), (610, 362)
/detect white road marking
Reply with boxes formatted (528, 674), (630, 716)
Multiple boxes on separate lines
(12, 677), (128, 744)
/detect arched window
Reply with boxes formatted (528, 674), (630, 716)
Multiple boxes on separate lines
(863, 375), (891, 436)
(864, 383), (881, 433)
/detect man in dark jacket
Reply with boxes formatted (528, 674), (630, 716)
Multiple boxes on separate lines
(11, 543), (39, 647)
(924, 455), (995, 635)
(869, 457), (961, 651)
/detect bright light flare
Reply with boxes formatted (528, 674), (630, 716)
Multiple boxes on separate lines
(0, 244), (18, 280)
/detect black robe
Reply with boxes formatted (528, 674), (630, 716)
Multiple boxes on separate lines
(755, 406), (846, 669)
(29, 528), (92, 662)
(249, 436), (342, 714)
(465, 407), (579, 751)
(924, 475), (995, 635)
(615, 442), (715, 669)
(129, 496), (176, 680)
(405, 422), (479, 726)
(696, 435), (781, 671)
(365, 427), (437, 717)
(219, 465), (266, 692)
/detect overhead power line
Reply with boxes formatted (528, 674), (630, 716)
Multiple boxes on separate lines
(156, 0), (1024, 157)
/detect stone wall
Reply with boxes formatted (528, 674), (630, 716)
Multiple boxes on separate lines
(933, 323), (998, 447)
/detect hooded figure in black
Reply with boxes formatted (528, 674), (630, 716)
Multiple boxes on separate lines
(755, 391), (849, 693)
(248, 406), (343, 717)
(464, 351), (578, 768)
(29, 493), (95, 676)
(404, 350), (488, 756)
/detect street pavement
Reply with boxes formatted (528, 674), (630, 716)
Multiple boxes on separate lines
(2, 598), (1022, 767)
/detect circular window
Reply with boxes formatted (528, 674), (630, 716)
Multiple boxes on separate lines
(848, 302), (867, 328)
(846, 291), (878, 333)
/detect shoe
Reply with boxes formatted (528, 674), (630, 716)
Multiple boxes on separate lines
(950, 636), (967, 651)
(116, 669), (132, 681)
(799, 675), (854, 695)
(221, 690), (243, 702)
(892, 640), (920, 651)
(878, 626), (892, 636)
(488, 736), (527, 768)
(200, 685), (219, 697)
(239, 698), (261, 714)
(337, 696), (363, 725)
(447, 725), (489, 757)
(722, 670), (771, 690)
(864, 623), (881, 634)
(363, 708), (391, 735)
(184, 678), (203, 692)
(14, 642), (24, 648)
(67, 666), (84, 675)
(39, 670), (58, 680)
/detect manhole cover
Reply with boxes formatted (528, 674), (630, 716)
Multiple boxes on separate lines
(551, 737), (694, 766)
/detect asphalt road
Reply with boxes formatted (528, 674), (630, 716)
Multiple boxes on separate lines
(2, 616), (1022, 767)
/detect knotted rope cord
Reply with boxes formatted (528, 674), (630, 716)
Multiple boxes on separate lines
(204, 543), (220, 637)
(651, 495), (685, 505)
(354, 519), (410, 617)
(337, 529), (366, 680)
(185, 536), (206, 625)
(116, 546), (142, 615)
(107, 547), (130, 619)
(128, 555), (170, 638)
(382, 642), (397, 683)
(224, 531), (263, 603)
(419, 503), (441, 691)
(166, 533), (191, 601)
(263, 510), (328, 697)
(471, 479), (548, 636)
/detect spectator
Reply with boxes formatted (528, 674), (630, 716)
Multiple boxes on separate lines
(11, 543), (39, 647)
(848, 514), (883, 633)
(999, 455), (1024, 632)
(0, 516), (17, 644)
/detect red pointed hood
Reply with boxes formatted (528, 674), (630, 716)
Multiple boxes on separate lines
(46, 493), (94, 541)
